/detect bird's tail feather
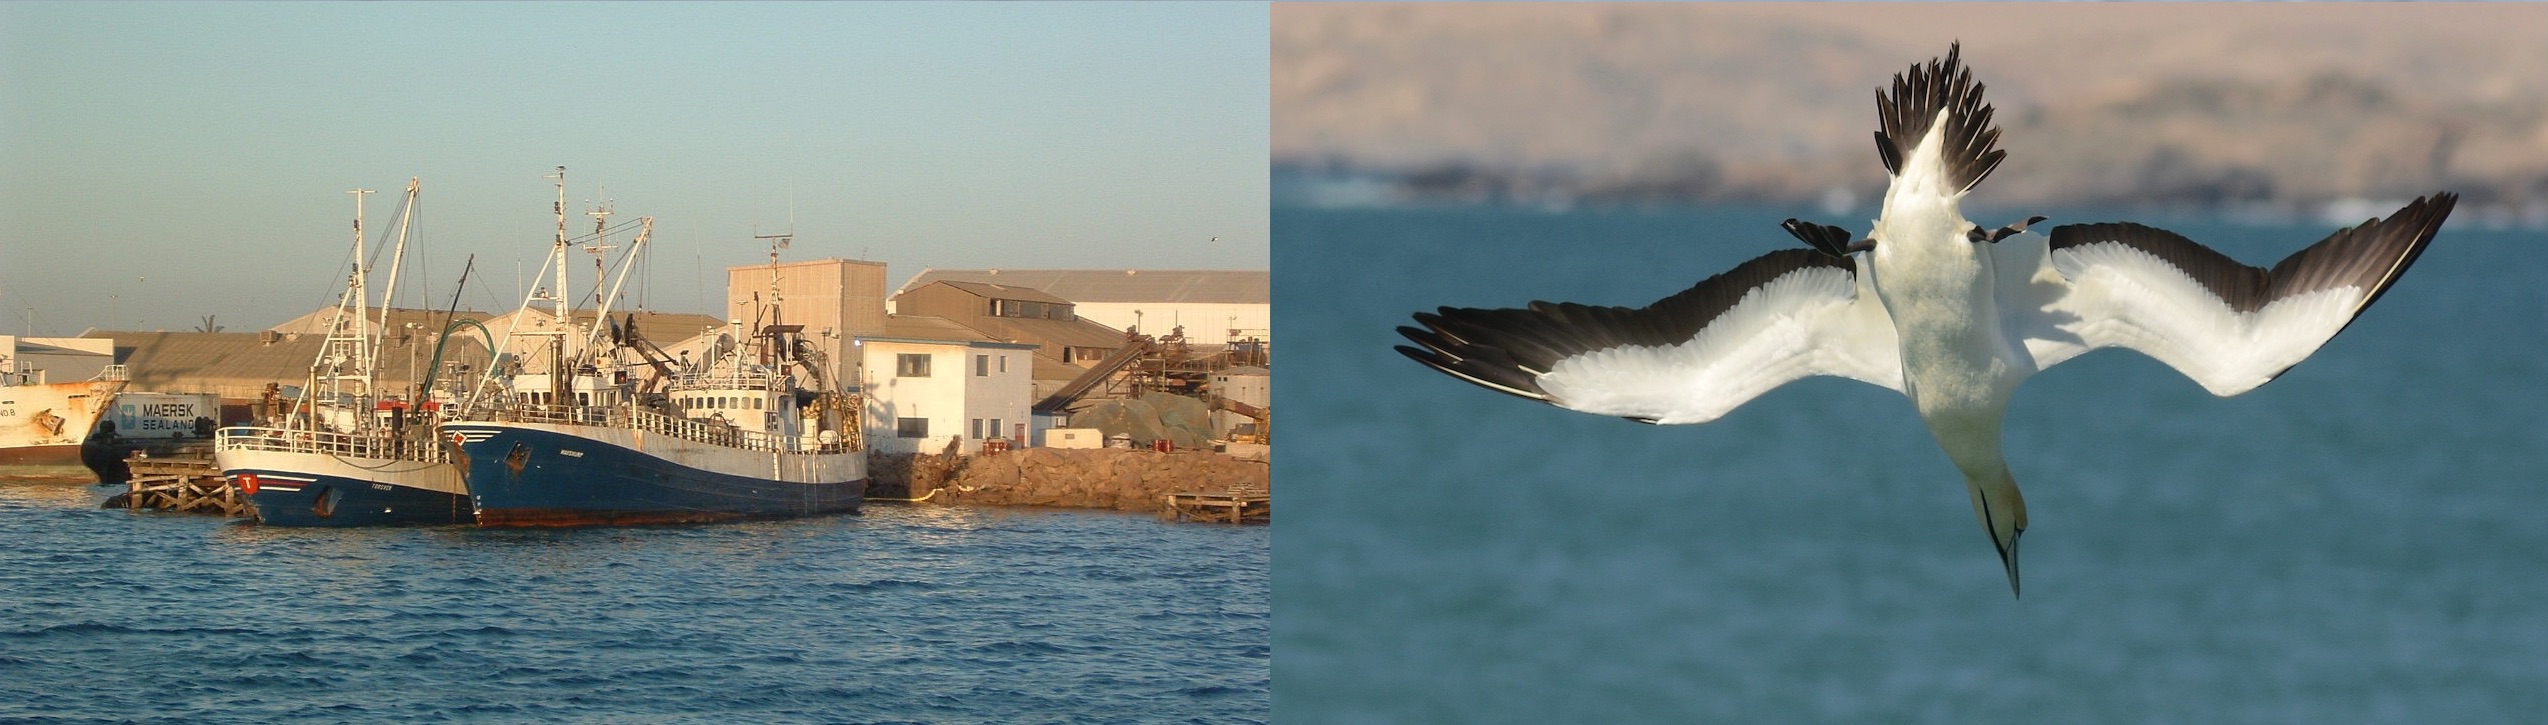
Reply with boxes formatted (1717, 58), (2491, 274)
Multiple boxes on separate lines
(1874, 41), (2005, 195)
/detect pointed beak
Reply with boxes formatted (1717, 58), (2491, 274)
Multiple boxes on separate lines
(1996, 528), (2025, 599)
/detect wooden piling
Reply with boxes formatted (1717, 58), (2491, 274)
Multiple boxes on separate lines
(1164, 483), (1268, 524)
(101, 454), (249, 518)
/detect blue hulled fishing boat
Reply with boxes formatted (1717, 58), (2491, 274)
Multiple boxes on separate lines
(214, 179), (476, 526)
(441, 170), (864, 526)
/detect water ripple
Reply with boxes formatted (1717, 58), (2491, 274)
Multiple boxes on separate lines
(0, 492), (1267, 723)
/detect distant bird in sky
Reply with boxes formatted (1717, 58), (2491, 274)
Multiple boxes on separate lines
(1396, 43), (2455, 597)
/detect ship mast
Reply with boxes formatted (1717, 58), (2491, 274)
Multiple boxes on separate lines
(294, 187), (374, 431)
(753, 229), (791, 481)
(368, 178), (420, 401)
(348, 186), (375, 392)
(574, 216), (652, 366)
(452, 168), (573, 418)
(546, 166), (572, 406)
(584, 191), (616, 310)
(753, 228), (790, 371)
(548, 167), (570, 326)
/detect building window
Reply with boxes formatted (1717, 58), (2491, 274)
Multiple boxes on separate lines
(997, 356), (1007, 373)
(990, 418), (1003, 439)
(975, 354), (989, 377)
(897, 353), (931, 377)
(993, 299), (1057, 319)
(970, 418), (985, 440)
(896, 417), (928, 438)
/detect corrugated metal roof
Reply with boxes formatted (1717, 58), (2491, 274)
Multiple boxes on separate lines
(8, 338), (112, 358)
(90, 331), (327, 385)
(928, 280), (1076, 305)
(997, 316), (1136, 351)
(483, 309), (727, 345)
(873, 315), (996, 343)
(899, 269), (1269, 305)
(268, 306), (498, 335)
(80, 330), (493, 399)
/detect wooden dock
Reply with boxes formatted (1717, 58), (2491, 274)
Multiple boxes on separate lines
(1164, 484), (1269, 524)
(101, 454), (250, 518)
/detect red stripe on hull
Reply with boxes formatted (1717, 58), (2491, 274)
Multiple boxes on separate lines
(473, 508), (765, 527)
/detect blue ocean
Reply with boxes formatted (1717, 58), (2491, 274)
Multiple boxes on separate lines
(0, 485), (1267, 723)
(1273, 203), (2548, 722)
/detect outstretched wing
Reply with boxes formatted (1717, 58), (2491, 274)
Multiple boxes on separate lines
(1993, 193), (2456, 396)
(1397, 248), (1902, 425)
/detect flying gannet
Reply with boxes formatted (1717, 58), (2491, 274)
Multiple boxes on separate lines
(1394, 43), (2457, 597)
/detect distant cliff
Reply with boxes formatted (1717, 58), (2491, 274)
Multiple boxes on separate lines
(1275, 4), (2548, 209)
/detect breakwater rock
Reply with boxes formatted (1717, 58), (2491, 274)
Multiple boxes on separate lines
(873, 448), (1271, 513)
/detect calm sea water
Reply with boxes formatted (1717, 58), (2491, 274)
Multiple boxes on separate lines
(1274, 203), (2548, 722)
(0, 481), (1267, 724)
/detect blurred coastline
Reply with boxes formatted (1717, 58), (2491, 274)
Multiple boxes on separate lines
(1274, 3), (2548, 226)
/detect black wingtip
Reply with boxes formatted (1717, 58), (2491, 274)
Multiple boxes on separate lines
(2335, 192), (2457, 314)
(1391, 343), (1442, 369)
(1874, 41), (2004, 194)
(1397, 249), (1859, 411)
(1395, 317), (1557, 404)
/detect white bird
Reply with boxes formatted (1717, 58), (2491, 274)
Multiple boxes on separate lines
(1395, 44), (2456, 597)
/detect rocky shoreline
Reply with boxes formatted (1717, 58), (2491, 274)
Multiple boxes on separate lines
(870, 447), (1272, 516)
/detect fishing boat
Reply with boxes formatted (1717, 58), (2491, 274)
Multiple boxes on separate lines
(443, 170), (866, 526)
(1, 335), (125, 475)
(213, 179), (476, 525)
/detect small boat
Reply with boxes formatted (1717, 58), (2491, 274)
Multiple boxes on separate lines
(443, 179), (866, 526)
(214, 179), (475, 525)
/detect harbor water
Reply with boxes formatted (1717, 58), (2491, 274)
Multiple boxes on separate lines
(0, 480), (1267, 723)
(1274, 203), (2548, 722)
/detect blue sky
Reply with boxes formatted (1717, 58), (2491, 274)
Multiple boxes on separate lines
(0, 2), (1269, 333)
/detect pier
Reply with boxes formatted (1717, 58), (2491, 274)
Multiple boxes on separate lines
(1164, 483), (1269, 524)
(101, 453), (249, 517)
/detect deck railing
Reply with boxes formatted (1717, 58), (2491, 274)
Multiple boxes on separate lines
(668, 370), (777, 391)
(484, 403), (859, 455)
(215, 426), (451, 463)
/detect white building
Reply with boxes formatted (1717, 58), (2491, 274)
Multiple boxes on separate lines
(893, 269), (1269, 347)
(853, 316), (1037, 455)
